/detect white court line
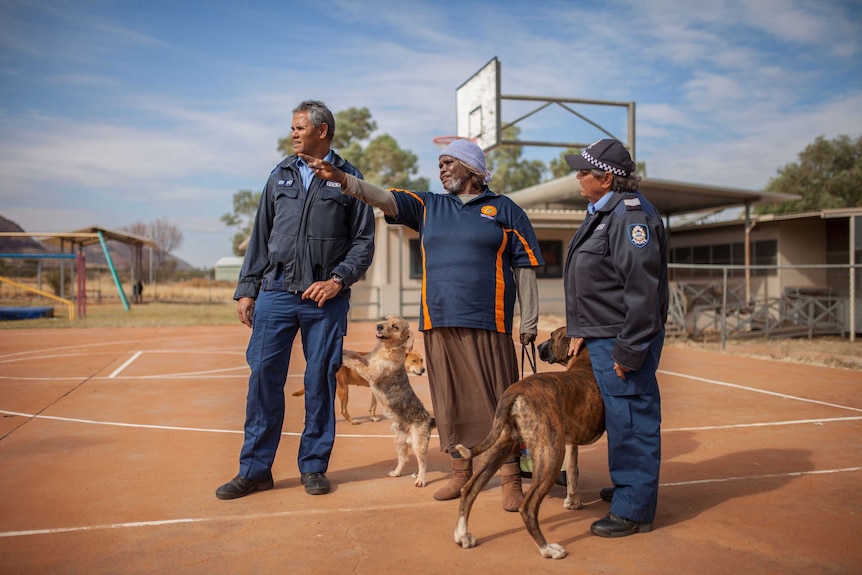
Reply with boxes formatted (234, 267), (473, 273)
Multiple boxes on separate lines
(0, 352), (125, 365)
(0, 340), (141, 360)
(660, 466), (862, 486)
(108, 352), (142, 379)
(1, 409), (860, 439)
(1, 466), (859, 539)
(0, 409), (405, 438)
(665, 415), (862, 432)
(0, 501), (441, 538)
(659, 369), (862, 413)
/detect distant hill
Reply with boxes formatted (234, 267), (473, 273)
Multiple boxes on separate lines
(0, 215), (49, 254)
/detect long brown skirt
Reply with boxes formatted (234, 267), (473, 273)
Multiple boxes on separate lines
(423, 327), (519, 453)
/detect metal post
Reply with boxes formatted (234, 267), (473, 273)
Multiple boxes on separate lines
(721, 268), (728, 350)
(851, 216), (857, 342)
(98, 231), (131, 311)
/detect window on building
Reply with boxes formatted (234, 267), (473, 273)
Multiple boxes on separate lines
(752, 239), (778, 276)
(536, 240), (563, 278)
(670, 239), (777, 277)
(409, 239), (422, 279)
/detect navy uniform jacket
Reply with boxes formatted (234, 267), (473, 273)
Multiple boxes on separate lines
(564, 190), (668, 371)
(234, 152), (375, 300)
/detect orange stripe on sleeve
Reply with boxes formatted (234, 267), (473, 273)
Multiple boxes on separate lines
(389, 188), (425, 206)
(509, 229), (540, 267)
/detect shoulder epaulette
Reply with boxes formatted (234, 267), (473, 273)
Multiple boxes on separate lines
(622, 194), (643, 211)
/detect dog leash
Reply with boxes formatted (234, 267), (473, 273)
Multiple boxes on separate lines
(520, 341), (537, 379)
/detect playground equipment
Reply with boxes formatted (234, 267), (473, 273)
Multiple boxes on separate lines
(0, 227), (153, 319)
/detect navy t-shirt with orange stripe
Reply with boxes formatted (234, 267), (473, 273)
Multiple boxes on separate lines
(385, 186), (544, 334)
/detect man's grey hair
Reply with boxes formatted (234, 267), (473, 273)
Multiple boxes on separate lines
(293, 100), (336, 142)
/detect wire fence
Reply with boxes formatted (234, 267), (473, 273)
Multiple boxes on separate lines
(668, 263), (860, 346)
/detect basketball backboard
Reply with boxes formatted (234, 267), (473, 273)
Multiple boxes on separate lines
(456, 57), (500, 152)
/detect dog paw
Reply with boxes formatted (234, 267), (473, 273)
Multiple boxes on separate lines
(371, 416), (381, 422)
(563, 497), (583, 510)
(388, 470), (401, 478)
(539, 543), (567, 559)
(454, 532), (477, 549)
(412, 473), (427, 487)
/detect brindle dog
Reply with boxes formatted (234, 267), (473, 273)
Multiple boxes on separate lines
(341, 316), (435, 487)
(453, 327), (605, 559)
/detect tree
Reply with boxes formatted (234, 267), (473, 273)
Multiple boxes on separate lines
(221, 189), (260, 256)
(121, 219), (183, 268)
(225, 107), (430, 256)
(757, 134), (862, 214)
(549, 147), (582, 179)
(276, 107), (428, 190)
(149, 218), (183, 268)
(548, 147), (647, 180)
(485, 126), (546, 194)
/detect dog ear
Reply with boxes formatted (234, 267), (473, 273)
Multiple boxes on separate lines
(554, 328), (571, 359)
(405, 327), (414, 351)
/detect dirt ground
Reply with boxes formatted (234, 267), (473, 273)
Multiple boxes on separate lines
(538, 315), (862, 372)
(0, 321), (860, 574)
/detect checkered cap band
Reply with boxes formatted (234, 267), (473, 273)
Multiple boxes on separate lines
(581, 149), (628, 176)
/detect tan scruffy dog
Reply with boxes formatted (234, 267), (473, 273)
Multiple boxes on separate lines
(341, 316), (435, 487)
(453, 327), (605, 559)
(292, 350), (425, 425)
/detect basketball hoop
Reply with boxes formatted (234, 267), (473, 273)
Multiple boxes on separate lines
(433, 135), (476, 150)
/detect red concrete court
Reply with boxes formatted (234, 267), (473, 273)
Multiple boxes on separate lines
(0, 322), (860, 574)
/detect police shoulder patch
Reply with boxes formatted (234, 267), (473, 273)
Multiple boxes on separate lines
(628, 223), (650, 248)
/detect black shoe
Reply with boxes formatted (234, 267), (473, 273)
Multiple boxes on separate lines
(591, 513), (652, 538)
(556, 471), (567, 486)
(301, 472), (330, 495)
(599, 487), (615, 502)
(215, 474), (274, 500)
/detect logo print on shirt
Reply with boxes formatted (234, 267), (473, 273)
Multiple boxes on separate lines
(326, 181), (341, 188)
(628, 224), (650, 248)
(278, 179), (294, 186)
(480, 205), (497, 221)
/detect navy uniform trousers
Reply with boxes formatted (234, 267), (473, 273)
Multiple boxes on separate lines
(585, 328), (664, 524)
(238, 289), (347, 481)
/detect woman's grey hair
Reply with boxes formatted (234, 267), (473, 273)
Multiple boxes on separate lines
(459, 160), (488, 190)
(293, 100), (336, 142)
(609, 170), (641, 193)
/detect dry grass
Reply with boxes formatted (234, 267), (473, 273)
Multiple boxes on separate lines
(3, 301), (860, 370)
(667, 335), (862, 371)
(537, 315), (862, 372)
(0, 278), (238, 328)
(0, 277), (236, 304)
(0, 301), (238, 329)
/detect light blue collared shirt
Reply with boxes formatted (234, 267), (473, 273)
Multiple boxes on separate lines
(296, 150), (334, 190)
(587, 191), (614, 215)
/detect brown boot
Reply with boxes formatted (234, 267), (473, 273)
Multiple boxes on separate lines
(500, 462), (524, 512)
(434, 457), (472, 501)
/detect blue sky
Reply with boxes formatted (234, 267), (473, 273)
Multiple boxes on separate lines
(1, 0), (861, 268)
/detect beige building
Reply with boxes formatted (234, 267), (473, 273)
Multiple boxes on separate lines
(347, 177), (860, 339)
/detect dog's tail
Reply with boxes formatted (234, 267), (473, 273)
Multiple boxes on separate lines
(454, 391), (519, 460)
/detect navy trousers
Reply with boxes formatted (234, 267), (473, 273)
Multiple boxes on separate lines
(238, 290), (347, 481)
(585, 329), (664, 524)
